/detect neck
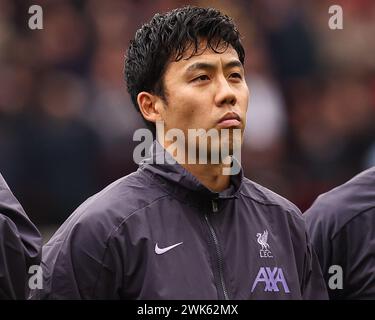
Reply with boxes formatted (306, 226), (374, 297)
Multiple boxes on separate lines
(181, 162), (231, 192)
(158, 138), (233, 192)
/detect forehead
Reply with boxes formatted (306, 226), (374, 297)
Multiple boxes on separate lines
(167, 44), (241, 73)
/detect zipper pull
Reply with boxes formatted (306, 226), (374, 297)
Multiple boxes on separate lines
(212, 199), (218, 213)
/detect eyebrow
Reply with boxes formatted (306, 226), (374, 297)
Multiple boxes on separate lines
(185, 60), (243, 73)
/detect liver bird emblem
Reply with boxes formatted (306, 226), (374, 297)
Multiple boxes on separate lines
(256, 230), (270, 251)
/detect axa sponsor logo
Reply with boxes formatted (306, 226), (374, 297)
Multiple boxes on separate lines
(251, 267), (290, 293)
(256, 230), (273, 258)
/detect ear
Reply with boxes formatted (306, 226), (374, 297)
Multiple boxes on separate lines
(137, 92), (164, 123)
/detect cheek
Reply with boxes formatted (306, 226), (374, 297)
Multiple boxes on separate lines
(163, 100), (198, 130)
(239, 87), (250, 111)
(178, 104), (204, 128)
(170, 94), (210, 126)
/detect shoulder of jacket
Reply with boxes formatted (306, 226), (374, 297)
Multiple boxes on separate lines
(50, 170), (170, 242)
(240, 178), (302, 219)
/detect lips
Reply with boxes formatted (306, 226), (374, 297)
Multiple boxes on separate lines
(217, 112), (241, 128)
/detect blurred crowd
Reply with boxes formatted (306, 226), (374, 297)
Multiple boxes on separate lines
(0, 0), (374, 237)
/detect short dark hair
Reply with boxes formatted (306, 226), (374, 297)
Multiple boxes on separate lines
(124, 6), (245, 131)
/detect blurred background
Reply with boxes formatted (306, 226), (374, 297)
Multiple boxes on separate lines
(1, 0), (374, 241)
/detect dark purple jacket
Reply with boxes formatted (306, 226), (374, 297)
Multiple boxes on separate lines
(32, 142), (327, 299)
(304, 167), (375, 299)
(0, 173), (41, 299)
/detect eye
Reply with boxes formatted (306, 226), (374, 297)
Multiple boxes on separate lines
(230, 73), (243, 80)
(192, 75), (210, 82)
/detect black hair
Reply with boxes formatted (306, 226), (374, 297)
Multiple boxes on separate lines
(124, 6), (245, 132)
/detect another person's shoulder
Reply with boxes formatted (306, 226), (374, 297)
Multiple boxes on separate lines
(0, 174), (10, 215)
(0, 173), (9, 190)
(304, 167), (375, 235)
(0, 173), (13, 198)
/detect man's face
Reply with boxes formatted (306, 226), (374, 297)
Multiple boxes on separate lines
(156, 42), (249, 160)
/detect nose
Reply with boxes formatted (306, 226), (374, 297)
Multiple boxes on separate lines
(214, 76), (237, 107)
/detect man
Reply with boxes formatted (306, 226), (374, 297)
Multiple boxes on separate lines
(304, 167), (375, 299)
(0, 172), (41, 299)
(31, 6), (327, 299)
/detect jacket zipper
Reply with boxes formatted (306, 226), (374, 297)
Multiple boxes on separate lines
(204, 199), (229, 300)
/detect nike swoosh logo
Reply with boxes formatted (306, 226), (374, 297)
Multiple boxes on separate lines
(155, 242), (183, 255)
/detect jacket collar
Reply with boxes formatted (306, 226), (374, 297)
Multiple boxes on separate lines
(140, 140), (243, 206)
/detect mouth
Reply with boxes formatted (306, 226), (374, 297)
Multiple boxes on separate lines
(217, 112), (241, 128)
